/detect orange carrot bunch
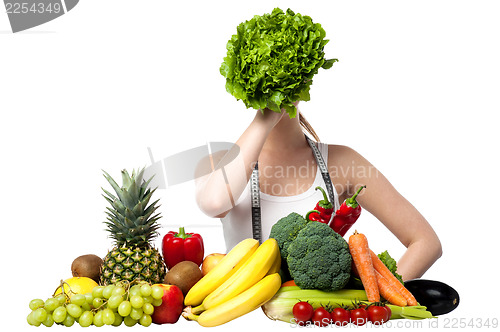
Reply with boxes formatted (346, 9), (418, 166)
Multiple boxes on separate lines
(348, 230), (417, 306)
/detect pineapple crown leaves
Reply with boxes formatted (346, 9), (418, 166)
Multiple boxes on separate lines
(101, 168), (162, 247)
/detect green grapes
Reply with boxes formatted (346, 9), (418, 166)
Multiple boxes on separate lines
(112, 286), (126, 297)
(129, 284), (142, 297)
(112, 313), (124, 326)
(44, 298), (59, 312)
(92, 297), (104, 309)
(52, 306), (67, 323)
(151, 285), (164, 299)
(130, 307), (143, 320)
(93, 309), (104, 326)
(55, 294), (66, 305)
(130, 295), (145, 309)
(92, 286), (104, 298)
(79, 311), (93, 327)
(118, 300), (132, 317)
(140, 284), (152, 297)
(123, 315), (137, 327)
(140, 313), (153, 327)
(32, 308), (48, 323)
(102, 285), (115, 299)
(143, 302), (154, 315)
(27, 281), (163, 327)
(107, 294), (123, 309)
(84, 292), (94, 304)
(27, 312), (41, 326)
(102, 308), (115, 325)
(66, 303), (82, 318)
(70, 294), (86, 306)
(62, 314), (75, 327)
(29, 299), (44, 311)
(42, 314), (54, 327)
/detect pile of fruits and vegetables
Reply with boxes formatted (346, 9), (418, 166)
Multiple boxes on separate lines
(25, 168), (282, 328)
(260, 186), (453, 327)
(26, 7), (458, 329)
(26, 167), (458, 328)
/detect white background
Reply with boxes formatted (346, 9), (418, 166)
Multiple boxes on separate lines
(1, 0), (499, 330)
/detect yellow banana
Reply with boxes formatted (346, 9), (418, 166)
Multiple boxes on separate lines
(184, 273), (282, 327)
(266, 247), (281, 276)
(184, 238), (259, 306)
(191, 238), (279, 314)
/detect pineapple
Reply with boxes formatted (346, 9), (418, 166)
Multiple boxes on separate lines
(100, 168), (166, 285)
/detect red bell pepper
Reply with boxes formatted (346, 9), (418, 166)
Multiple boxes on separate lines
(307, 186), (334, 223)
(329, 185), (366, 236)
(162, 227), (204, 270)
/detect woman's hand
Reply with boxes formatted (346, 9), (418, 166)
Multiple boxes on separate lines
(253, 108), (285, 131)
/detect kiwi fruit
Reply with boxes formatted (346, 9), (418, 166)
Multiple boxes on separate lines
(164, 261), (202, 296)
(71, 254), (103, 284)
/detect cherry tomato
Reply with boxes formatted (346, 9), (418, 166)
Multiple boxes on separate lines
(292, 301), (314, 326)
(367, 305), (387, 325)
(312, 307), (331, 327)
(331, 307), (350, 326)
(383, 305), (392, 322)
(350, 307), (369, 326)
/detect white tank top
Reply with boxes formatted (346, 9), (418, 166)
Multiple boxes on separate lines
(220, 142), (340, 252)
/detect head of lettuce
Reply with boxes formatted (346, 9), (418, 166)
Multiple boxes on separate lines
(220, 8), (337, 118)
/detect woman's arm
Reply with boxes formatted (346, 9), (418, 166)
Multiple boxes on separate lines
(330, 145), (442, 281)
(195, 109), (284, 218)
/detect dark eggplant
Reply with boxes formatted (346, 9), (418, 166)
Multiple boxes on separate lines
(404, 279), (459, 315)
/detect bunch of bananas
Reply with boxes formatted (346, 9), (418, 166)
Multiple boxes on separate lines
(182, 238), (282, 327)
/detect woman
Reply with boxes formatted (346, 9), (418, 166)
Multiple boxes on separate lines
(195, 104), (442, 282)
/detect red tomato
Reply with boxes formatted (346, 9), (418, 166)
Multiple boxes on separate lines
(367, 305), (387, 325)
(312, 307), (331, 327)
(292, 301), (314, 326)
(383, 305), (392, 322)
(331, 307), (350, 326)
(350, 308), (369, 326)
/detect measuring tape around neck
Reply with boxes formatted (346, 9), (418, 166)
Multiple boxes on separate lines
(250, 136), (336, 243)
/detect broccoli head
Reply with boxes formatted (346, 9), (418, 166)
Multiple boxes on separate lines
(287, 221), (352, 291)
(269, 212), (311, 261)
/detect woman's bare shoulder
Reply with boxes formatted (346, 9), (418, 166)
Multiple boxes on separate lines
(327, 144), (366, 165)
(326, 144), (375, 194)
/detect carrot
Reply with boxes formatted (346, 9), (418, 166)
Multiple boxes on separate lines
(374, 270), (407, 306)
(281, 280), (297, 287)
(370, 250), (418, 306)
(348, 230), (380, 302)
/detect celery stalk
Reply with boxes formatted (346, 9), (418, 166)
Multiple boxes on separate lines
(387, 304), (436, 320)
(277, 286), (368, 300)
(261, 287), (435, 324)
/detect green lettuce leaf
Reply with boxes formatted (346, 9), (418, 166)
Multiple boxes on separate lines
(378, 250), (404, 284)
(220, 8), (337, 118)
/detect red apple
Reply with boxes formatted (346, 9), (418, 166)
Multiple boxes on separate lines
(201, 253), (225, 276)
(151, 284), (184, 324)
